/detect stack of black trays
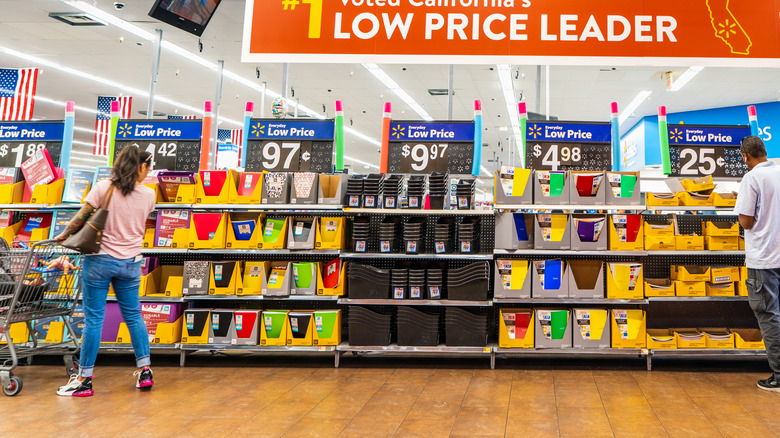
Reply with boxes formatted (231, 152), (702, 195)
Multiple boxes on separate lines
(433, 217), (454, 253)
(397, 307), (440, 346)
(362, 174), (385, 208)
(378, 217), (401, 253)
(408, 269), (426, 299)
(455, 179), (476, 210)
(349, 307), (393, 346)
(426, 269), (444, 299)
(391, 269), (408, 299)
(428, 172), (449, 209)
(348, 264), (390, 299)
(382, 174), (404, 209)
(407, 175), (427, 209)
(457, 217), (481, 254)
(445, 307), (488, 346)
(351, 217), (371, 252)
(403, 217), (426, 254)
(346, 175), (365, 207)
(447, 262), (489, 301)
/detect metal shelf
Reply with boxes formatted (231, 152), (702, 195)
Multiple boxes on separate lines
(183, 294), (339, 301)
(193, 204), (343, 211)
(341, 252), (492, 260)
(141, 248), (189, 254)
(494, 249), (646, 256)
(495, 204), (644, 211)
(0, 204), (79, 210)
(100, 343), (180, 351)
(493, 298), (648, 305)
(645, 206), (735, 213)
(495, 347), (647, 357)
(343, 208), (494, 215)
(339, 298), (492, 307)
(647, 296), (748, 302)
(650, 349), (765, 358)
(192, 249), (341, 255)
(154, 204), (193, 209)
(337, 343), (493, 354)
(180, 344), (337, 352)
(647, 251), (744, 256)
(109, 296), (184, 303)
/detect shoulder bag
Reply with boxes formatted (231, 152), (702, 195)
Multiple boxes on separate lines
(61, 185), (115, 254)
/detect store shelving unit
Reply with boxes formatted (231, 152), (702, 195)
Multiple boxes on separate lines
(336, 343), (496, 369)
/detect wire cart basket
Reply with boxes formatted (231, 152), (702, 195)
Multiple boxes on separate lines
(0, 239), (83, 396)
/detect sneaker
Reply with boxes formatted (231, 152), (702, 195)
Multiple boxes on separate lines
(757, 375), (780, 392)
(57, 375), (93, 397)
(134, 367), (154, 390)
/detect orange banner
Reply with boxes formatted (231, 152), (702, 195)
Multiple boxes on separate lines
(242, 0), (780, 66)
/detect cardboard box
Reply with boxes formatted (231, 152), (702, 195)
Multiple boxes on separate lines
(262, 261), (292, 297)
(287, 311), (314, 346)
(533, 170), (569, 205)
(181, 309), (210, 344)
(188, 212), (227, 250)
(316, 217), (346, 250)
(29, 178), (65, 204)
(238, 261), (269, 296)
(673, 328), (707, 349)
(0, 181), (24, 204)
(531, 259), (569, 298)
(142, 303), (183, 344)
(317, 260), (346, 296)
(208, 310), (236, 344)
(570, 214), (607, 251)
(262, 173), (290, 204)
(291, 262), (318, 296)
(535, 309), (572, 349)
(645, 192), (679, 206)
(738, 266), (748, 297)
(739, 237), (745, 250)
(711, 266), (740, 284)
(209, 261), (242, 296)
(675, 281), (706, 297)
(196, 170), (234, 204)
(317, 174), (347, 205)
(534, 213), (571, 250)
(144, 266), (184, 298)
(261, 310), (289, 346)
(494, 169), (533, 205)
(606, 263), (644, 299)
(705, 282), (735, 297)
(234, 310), (262, 345)
(700, 328), (735, 349)
(733, 329), (765, 349)
(567, 260), (604, 299)
(644, 220), (675, 236)
(494, 259), (532, 299)
(226, 213), (264, 249)
(644, 235), (676, 251)
(228, 172), (263, 204)
(705, 236), (740, 251)
(498, 309), (534, 348)
(259, 217), (288, 249)
(711, 192), (737, 207)
(494, 211), (534, 250)
(311, 310), (341, 346)
(681, 175), (715, 193)
(644, 278), (675, 297)
(671, 265), (710, 282)
(605, 171), (641, 205)
(675, 235), (704, 251)
(611, 309), (646, 348)
(569, 171), (606, 205)
(287, 217), (316, 250)
(679, 192), (713, 206)
(646, 329), (677, 349)
(290, 173), (319, 205)
(702, 221), (740, 237)
(608, 214), (644, 251)
(573, 308), (610, 349)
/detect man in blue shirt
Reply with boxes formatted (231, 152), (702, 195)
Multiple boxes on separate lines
(734, 136), (780, 391)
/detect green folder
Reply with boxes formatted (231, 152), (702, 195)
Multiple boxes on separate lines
(549, 172), (565, 197)
(621, 175), (637, 198)
(263, 218), (285, 243)
(314, 310), (339, 338)
(550, 310), (569, 339)
(292, 262), (315, 288)
(263, 310), (287, 338)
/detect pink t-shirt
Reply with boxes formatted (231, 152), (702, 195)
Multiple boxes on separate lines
(84, 180), (156, 260)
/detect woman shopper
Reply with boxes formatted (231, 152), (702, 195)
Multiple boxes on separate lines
(55, 147), (157, 397)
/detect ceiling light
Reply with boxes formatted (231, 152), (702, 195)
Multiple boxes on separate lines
(618, 91), (652, 125)
(49, 11), (106, 26)
(668, 66), (704, 92)
(362, 63), (433, 121)
(496, 65), (523, 156)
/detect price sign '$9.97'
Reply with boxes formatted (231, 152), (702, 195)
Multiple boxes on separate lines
(400, 143), (449, 173)
(0, 143), (47, 168)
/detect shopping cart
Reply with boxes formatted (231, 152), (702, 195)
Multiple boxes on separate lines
(0, 239), (83, 396)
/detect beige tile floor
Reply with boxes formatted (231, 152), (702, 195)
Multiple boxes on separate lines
(2, 356), (779, 437)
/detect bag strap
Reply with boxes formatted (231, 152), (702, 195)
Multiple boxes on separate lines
(97, 185), (115, 210)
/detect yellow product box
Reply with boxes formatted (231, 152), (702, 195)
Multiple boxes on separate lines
(209, 262), (242, 295)
(313, 310), (342, 346)
(188, 212), (228, 250)
(681, 175), (715, 193)
(606, 263), (644, 299)
(678, 192), (713, 207)
(711, 193), (737, 207)
(195, 170), (235, 204)
(36, 320), (65, 343)
(0, 222), (22, 247)
(316, 217), (346, 250)
(162, 266), (184, 297)
(710, 266), (740, 284)
(645, 192), (679, 206)
(644, 278), (675, 297)
(702, 221), (740, 237)
(706, 282), (735, 297)
(260, 310), (289, 346)
(286, 311), (314, 346)
(228, 172), (264, 204)
(700, 328), (735, 349)
(0, 181), (24, 204)
(258, 217), (288, 249)
(611, 309), (646, 349)
(739, 237), (745, 250)
(226, 213), (264, 249)
(29, 179), (65, 204)
(673, 329), (707, 349)
(644, 235), (675, 251)
(646, 329), (677, 349)
(181, 310), (210, 344)
(317, 260), (347, 296)
(733, 329), (765, 349)
(238, 261), (269, 296)
(705, 236), (739, 251)
(675, 280), (706, 297)
(671, 265), (710, 282)
(738, 267), (749, 297)
(158, 176), (198, 204)
(643, 220), (675, 236)
(675, 235), (704, 251)
(499, 309), (535, 348)
(142, 183), (165, 203)
(608, 215), (644, 251)
(0, 322), (29, 344)
(152, 316), (183, 344)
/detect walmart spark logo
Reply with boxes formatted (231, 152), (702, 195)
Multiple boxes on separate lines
(251, 123), (266, 136)
(528, 124), (542, 139)
(118, 123), (132, 138)
(391, 125), (405, 139)
(669, 128), (683, 143)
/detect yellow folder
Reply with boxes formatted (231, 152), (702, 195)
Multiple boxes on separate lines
(512, 169), (531, 196)
(510, 260), (528, 290)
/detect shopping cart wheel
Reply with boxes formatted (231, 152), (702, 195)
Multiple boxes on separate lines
(2, 376), (22, 396)
(64, 355), (79, 377)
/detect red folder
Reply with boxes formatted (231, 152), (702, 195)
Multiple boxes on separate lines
(234, 310), (260, 339)
(199, 170), (228, 197)
(237, 172), (262, 197)
(192, 213), (223, 241)
(626, 214), (641, 243)
(575, 175), (594, 197)
(323, 259), (341, 289)
(515, 312), (531, 339)
(20, 149), (59, 203)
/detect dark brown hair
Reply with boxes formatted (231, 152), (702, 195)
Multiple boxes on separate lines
(741, 136), (768, 159)
(111, 147), (152, 196)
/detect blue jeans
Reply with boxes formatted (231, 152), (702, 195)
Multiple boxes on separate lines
(79, 254), (150, 378)
(747, 268), (780, 378)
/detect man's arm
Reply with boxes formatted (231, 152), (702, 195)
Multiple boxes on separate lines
(739, 214), (755, 230)
(53, 203), (95, 242)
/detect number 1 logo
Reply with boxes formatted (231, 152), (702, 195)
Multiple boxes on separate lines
(281, 0), (323, 39)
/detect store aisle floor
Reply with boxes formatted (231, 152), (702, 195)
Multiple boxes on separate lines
(2, 358), (779, 438)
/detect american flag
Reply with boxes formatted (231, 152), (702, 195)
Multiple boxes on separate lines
(0, 68), (39, 121)
(94, 96), (132, 156)
(168, 115), (198, 119)
(218, 128), (243, 160)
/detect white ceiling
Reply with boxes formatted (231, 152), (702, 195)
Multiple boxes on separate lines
(2, 0), (779, 171)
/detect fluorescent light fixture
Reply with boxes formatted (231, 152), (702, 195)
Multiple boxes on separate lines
(497, 65), (523, 156)
(480, 165), (491, 177)
(618, 90), (652, 125)
(35, 95), (98, 115)
(668, 66), (704, 92)
(74, 126), (96, 134)
(345, 155), (379, 169)
(362, 64), (433, 121)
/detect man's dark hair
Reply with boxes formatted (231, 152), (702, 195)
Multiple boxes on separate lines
(740, 136), (768, 158)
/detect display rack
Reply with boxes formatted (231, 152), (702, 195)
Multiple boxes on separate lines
(336, 343), (496, 369)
